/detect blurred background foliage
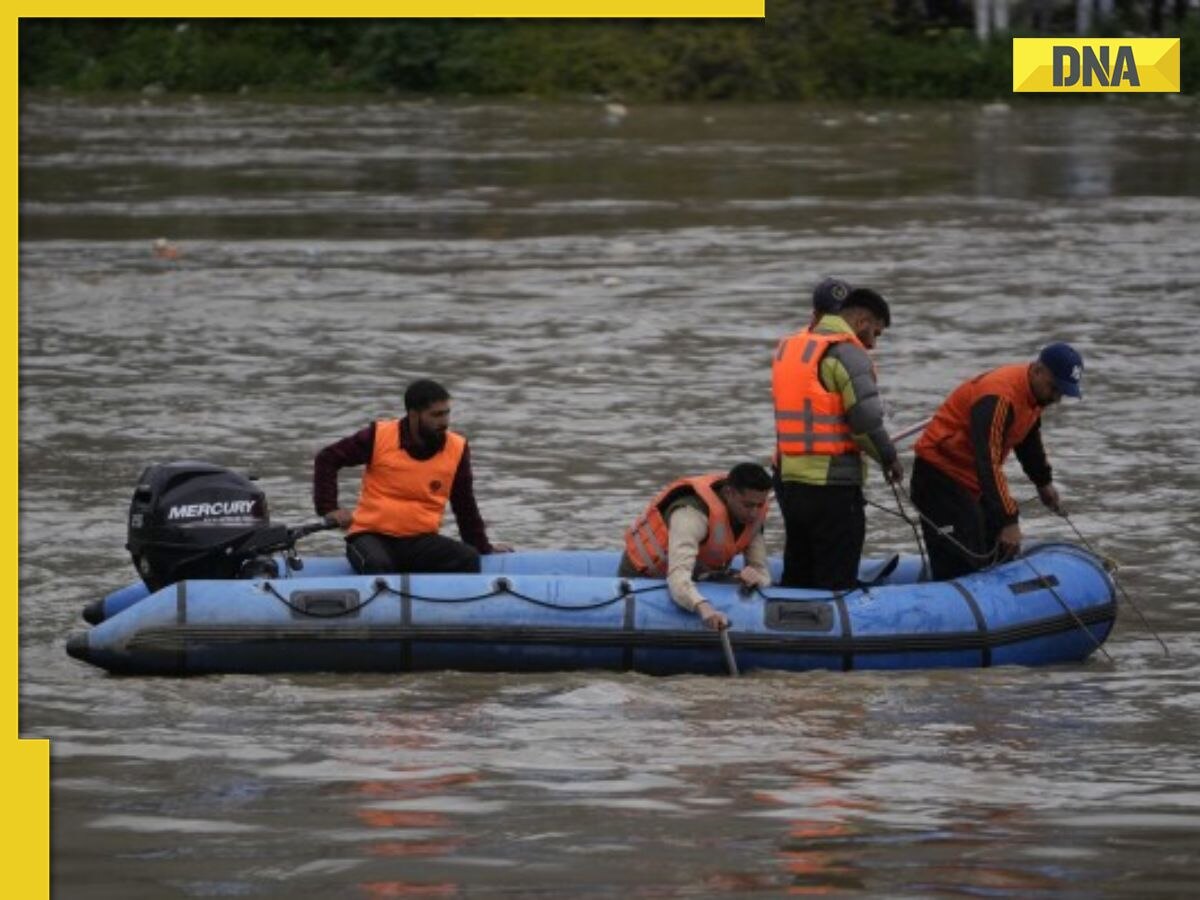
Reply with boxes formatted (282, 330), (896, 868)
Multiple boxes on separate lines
(19, 4), (1198, 100)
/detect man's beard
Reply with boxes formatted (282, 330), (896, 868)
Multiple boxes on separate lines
(418, 423), (447, 451)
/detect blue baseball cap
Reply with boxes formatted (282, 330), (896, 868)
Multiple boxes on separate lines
(812, 277), (852, 314)
(1038, 342), (1084, 398)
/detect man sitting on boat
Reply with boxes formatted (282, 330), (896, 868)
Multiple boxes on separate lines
(312, 378), (512, 574)
(909, 343), (1082, 580)
(620, 464), (773, 631)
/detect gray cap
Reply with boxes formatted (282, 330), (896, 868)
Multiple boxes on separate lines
(812, 277), (852, 313)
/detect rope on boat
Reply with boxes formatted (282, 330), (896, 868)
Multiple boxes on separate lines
(1018, 553), (1114, 663)
(261, 577), (666, 619)
(1055, 511), (1167, 657)
(264, 576), (746, 674)
(1011, 496), (1167, 658)
(260, 580), (388, 618)
(865, 492), (1000, 568)
(867, 486), (1122, 662)
(887, 478), (929, 579)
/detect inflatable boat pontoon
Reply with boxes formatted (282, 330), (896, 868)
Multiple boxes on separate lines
(67, 544), (1117, 676)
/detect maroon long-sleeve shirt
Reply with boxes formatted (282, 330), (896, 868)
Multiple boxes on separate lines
(313, 417), (494, 553)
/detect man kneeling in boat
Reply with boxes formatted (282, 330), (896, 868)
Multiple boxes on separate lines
(910, 343), (1082, 581)
(620, 464), (773, 630)
(313, 378), (512, 574)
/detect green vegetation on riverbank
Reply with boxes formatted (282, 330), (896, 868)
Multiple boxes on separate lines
(19, 9), (1199, 101)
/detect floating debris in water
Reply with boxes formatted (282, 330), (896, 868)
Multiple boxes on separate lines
(152, 238), (180, 260)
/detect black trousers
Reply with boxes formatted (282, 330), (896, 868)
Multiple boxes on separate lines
(346, 532), (481, 575)
(775, 478), (865, 590)
(909, 457), (993, 582)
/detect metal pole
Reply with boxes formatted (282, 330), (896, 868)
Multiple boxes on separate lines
(719, 627), (739, 677)
(891, 418), (931, 444)
(1060, 512), (1169, 658)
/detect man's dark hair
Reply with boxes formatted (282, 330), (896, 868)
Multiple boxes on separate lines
(404, 378), (451, 412)
(840, 287), (891, 328)
(727, 462), (772, 492)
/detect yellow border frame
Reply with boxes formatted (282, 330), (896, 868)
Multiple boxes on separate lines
(9, 14), (50, 894)
(21, 3), (764, 15)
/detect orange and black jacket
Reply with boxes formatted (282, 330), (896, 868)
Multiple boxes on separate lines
(915, 364), (1052, 531)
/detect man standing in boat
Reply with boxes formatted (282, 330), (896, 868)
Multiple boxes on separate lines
(313, 378), (511, 574)
(772, 286), (903, 590)
(620, 463), (773, 631)
(807, 276), (851, 331)
(909, 343), (1082, 580)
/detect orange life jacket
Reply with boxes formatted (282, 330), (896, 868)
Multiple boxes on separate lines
(624, 474), (766, 578)
(915, 363), (1043, 497)
(349, 419), (466, 538)
(771, 330), (860, 459)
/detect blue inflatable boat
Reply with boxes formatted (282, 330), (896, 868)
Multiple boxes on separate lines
(67, 543), (1117, 676)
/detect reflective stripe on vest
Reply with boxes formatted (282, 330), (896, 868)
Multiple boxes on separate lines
(348, 419), (466, 538)
(623, 473), (766, 578)
(914, 363), (1043, 496)
(772, 330), (859, 458)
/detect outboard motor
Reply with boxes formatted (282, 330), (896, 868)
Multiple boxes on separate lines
(126, 461), (287, 591)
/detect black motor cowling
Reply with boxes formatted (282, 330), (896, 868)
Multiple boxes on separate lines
(126, 461), (286, 591)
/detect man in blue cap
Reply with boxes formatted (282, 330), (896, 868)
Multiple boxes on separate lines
(909, 343), (1083, 580)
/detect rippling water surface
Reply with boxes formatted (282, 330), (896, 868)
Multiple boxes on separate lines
(19, 94), (1200, 896)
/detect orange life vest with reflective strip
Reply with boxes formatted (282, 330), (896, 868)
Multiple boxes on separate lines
(771, 330), (860, 459)
(623, 474), (765, 578)
(915, 364), (1042, 496)
(349, 419), (466, 538)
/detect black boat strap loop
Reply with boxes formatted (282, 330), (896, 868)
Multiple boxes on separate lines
(400, 574), (413, 671)
(948, 580), (991, 668)
(835, 593), (853, 671)
(622, 591), (636, 671)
